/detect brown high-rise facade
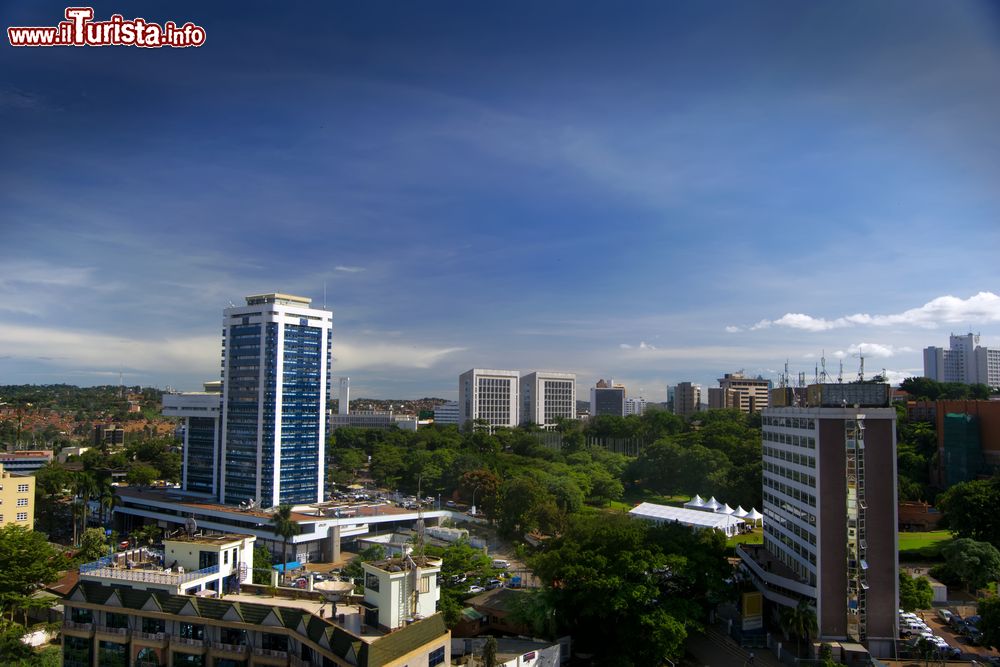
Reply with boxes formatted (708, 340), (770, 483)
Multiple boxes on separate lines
(739, 385), (898, 660)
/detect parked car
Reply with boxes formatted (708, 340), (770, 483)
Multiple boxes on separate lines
(485, 579), (503, 590)
(467, 585), (485, 594)
(491, 559), (510, 570)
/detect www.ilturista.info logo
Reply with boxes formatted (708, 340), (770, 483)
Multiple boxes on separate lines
(8, 7), (206, 48)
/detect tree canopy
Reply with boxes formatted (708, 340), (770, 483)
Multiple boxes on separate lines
(529, 512), (729, 665)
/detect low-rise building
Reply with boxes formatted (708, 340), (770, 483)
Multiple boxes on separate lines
(62, 578), (450, 667)
(0, 462), (34, 528)
(0, 449), (53, 476)
(79, 533), (255, 596)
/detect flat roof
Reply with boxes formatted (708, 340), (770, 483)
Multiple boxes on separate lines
(165, 533), (252, 546)
(244, 293), (312, 305)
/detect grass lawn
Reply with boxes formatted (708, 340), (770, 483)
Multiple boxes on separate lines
(727, 529), (763, 548)
(898, 530), (952, 561)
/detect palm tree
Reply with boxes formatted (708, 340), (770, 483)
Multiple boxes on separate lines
(779, 599), (817, 657)
(270, 505), (301, 583)
(72, 472), (99, 546)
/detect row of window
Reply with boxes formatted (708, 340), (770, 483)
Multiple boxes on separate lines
(763, 429), (816, 449)
(764, 504), (817, 547)
(763, 445), (816, 469)
(0, 513), (29, 522)
(763, 475), (817, 508)
(763, 416), (816, 429)
(764, 490), (816, 526)
(764, 461), (817, 489)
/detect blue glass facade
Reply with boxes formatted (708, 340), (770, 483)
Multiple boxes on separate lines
(224, 322), (264, 504)
(221, 299), (330, 507)
(186, 416), (218, 495)
(277, 323), (322, 504)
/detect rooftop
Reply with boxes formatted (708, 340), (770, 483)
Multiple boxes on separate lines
(366, 556), (443, 573)
(166, 533), (252, 546)
(244, 293), (312, 306)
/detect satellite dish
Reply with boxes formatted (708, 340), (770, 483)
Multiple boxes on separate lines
(185, 517), (197, 535)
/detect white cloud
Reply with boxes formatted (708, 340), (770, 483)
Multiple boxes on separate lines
(334, 340), (464, 370)
(738, 292), (1000, 332)
(725, 325), (742, 333)
(0, 323), (218, 374)
(334, 265), (366, 273)
(619, 341), (658, 351)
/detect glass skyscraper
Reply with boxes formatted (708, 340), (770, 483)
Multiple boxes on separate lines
(219, 293), (332, 507)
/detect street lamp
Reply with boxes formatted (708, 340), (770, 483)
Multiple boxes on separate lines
(471, 485), (481, 517)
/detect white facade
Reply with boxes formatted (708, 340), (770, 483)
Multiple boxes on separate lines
(624, 396), (646, 416)
(520, 371), (576, 427)
(924, 333), (1000, 389)
(433, 401), (460, 425)
(338, 376), (351, 415)
(362, 556), (442, 630)
(459, 369), (520, 429)
(80, 533), (255, 596)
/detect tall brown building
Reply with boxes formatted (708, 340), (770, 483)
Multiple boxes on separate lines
(738, 384), (898, 660)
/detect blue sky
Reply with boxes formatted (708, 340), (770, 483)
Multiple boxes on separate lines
(2, 1), (1000, 400)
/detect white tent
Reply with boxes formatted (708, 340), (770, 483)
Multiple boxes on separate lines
(745, 508), (763, 526)
(717, 503), (734, 515)
(629, 502), (745, 538)
(703, 496), (721, 511)
(733, 506), (749, 518)
(684, 494), (705, 509)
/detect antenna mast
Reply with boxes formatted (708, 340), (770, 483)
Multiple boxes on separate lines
(820, 350), (828, 383)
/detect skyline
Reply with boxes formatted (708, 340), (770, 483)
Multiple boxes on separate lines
(3, 1), (1000, 400)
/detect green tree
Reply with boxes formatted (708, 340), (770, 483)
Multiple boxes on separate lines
(937, 478), (1000, 544)
(252, 544), (273, 585)
(0, 525), (63, 609)
(941, 538), (1000, 592)
(779, 600), (818, 657)
(483, 635), (497, 667)
(126, 462), (159, 488)
(898, 572), (933, 611)
(76, 528), (110, 563)
(530, 512), (728, 665)
(270, 505), (301, 581)
(978, 595), (1000, 651)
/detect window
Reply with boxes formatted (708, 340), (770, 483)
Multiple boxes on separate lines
(17, 498), (28, 507)
(17, 484), (28, 493)
(428, 647), (445, 667)
(16, 512), (27, 521)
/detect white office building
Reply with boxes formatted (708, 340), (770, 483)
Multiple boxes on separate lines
(624, 396), (646, 416)
(520, 371), (576, 427)
(433, 400), (460, 425)
(220, 293), (333, 507)
(924, 333), (1000, 389)
(459, 369), (520, 429)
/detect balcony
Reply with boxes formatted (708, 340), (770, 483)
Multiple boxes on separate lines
(171, 636), (206, 652)
(253, 647), (289, 665)
(290, 656), (312, 667)
(62, 620), (94, 636)
(210, 641), (249, 658)
(95, 625), (130, 642)
(134, 630), (168, 648)
(79, 555), (220, 589)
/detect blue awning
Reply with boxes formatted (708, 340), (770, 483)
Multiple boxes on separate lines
(272, 561), (302, 572)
